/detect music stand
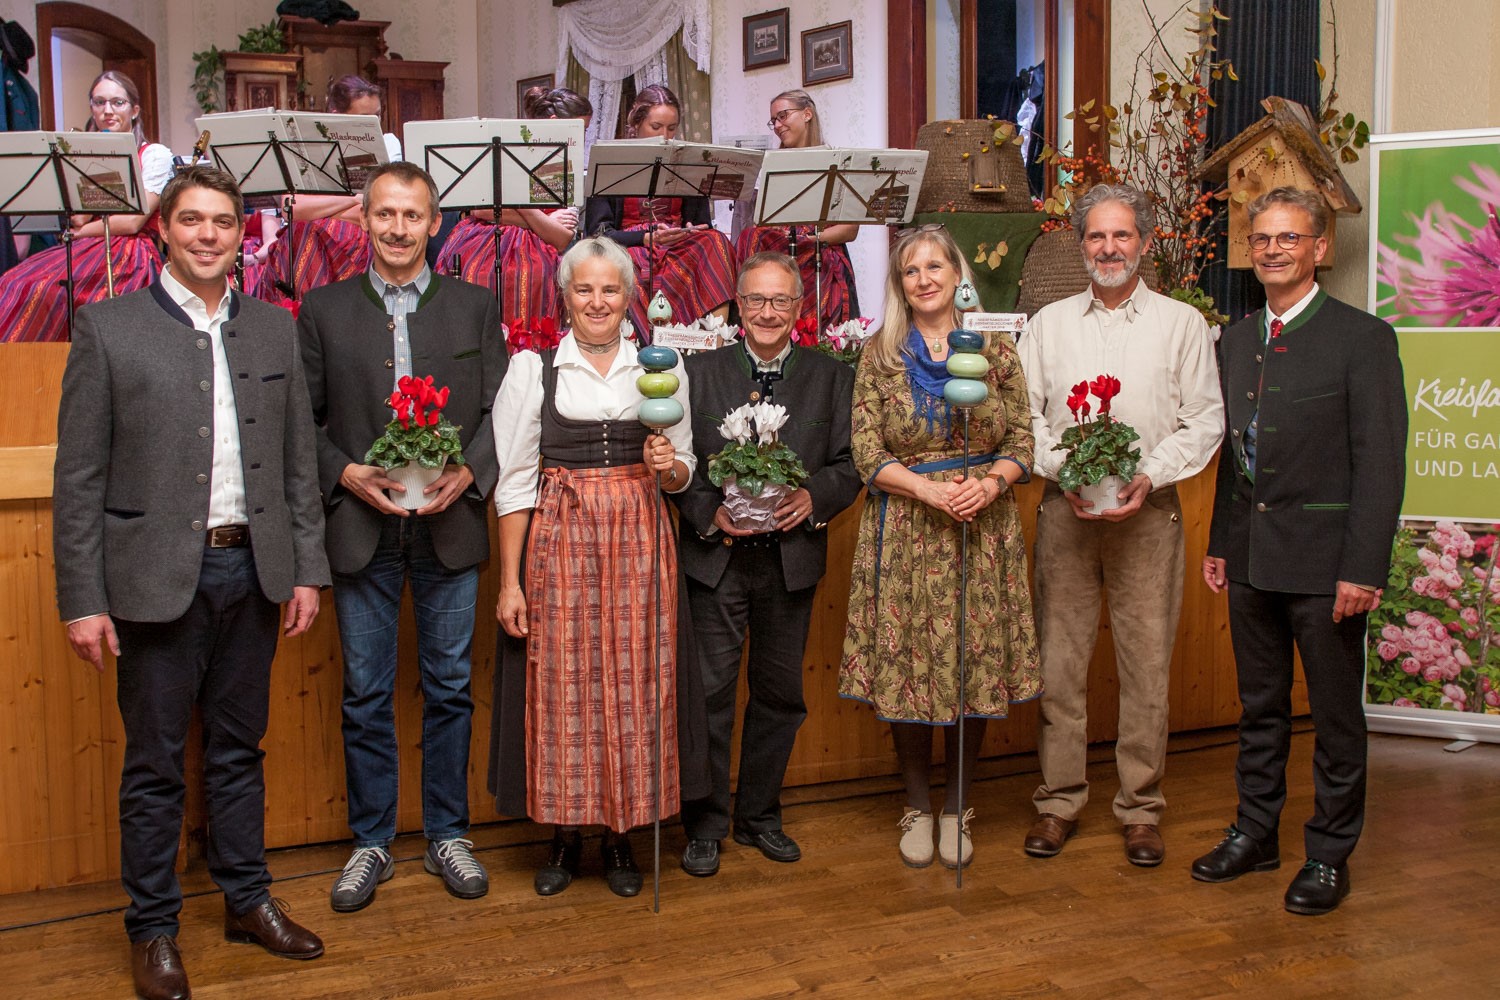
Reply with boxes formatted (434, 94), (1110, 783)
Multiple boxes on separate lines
(753, 147), (928, 326)
(0, 130), (146, 339)
(405, 118), (581, 323)
(204, 129), (354, 300)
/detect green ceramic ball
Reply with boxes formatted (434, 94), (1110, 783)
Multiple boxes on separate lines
(945, 352), (991, 379)
(636, 372), (680, 398)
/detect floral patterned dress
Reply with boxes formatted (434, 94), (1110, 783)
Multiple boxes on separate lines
(839, 336), (1042, 722)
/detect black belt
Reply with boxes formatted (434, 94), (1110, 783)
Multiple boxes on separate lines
(733, 532), (781, 549)
(206, 524), (250, 548)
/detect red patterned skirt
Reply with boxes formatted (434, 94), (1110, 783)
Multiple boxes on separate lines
(437, 217), (562, 329)
(249, 218), (371, 302)
(623, 224), (737, 333)
(0, 234), (162, 343)
(524, 463), (680, 830)
(735, 225), (858, 328)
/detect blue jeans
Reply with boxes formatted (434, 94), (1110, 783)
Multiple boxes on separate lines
(333, 516), (477, 847)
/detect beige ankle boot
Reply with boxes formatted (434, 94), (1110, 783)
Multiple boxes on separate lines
(938, 808), (975, 868)
(898, 809), (934, 868)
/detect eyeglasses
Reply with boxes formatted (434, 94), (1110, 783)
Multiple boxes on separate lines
(89, 97), (131, 110)
(1247, 232), (1319, 251)
(739, 293), (797, 312)
(767, 108), (801, 129)
(895, 223), (945, 238)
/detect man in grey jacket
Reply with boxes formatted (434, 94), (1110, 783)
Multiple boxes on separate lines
(54, 166), (330, 1000)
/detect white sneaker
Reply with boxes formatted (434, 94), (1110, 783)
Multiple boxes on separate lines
(939, 808), (975, 869)
(898, 810), (935, 868)
(330, 845), (394, 912)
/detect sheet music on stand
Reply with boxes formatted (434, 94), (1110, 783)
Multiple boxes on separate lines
(752, 147), (929, 227)
(403, 118), (585, 210)
(0, 130), (145, 216)
(589, 138), (764, 204)
(195, 110), (387, 197)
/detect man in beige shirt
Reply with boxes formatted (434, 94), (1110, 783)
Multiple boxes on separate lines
(1017, 182), (1223, 867)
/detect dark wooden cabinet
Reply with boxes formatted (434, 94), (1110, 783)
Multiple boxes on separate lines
(367, 58), (449, 146)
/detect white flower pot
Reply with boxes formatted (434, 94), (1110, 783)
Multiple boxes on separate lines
(723, 478), (793, 533)
(387, 459), (445, 510)
(1078, 474), (1127, 514)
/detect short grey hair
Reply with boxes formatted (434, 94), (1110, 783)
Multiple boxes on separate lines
(1247, 186), (1330, 236)
(737, 251), (803, 298)
(557, 235), (636, 301)
(361, 161), (440, 218)
(1071, 182), (1156, 239)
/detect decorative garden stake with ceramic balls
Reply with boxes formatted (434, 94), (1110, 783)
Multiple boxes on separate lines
(942, 322), (989, 890)
(635, 341), (681, 913)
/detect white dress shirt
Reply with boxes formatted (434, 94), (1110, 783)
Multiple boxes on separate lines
(161, 265), (248, 528)
(492, 333), (696, 516)
(1020, 278), (1224, 488)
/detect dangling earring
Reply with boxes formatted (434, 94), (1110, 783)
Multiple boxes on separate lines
(954, 279), (979, 311)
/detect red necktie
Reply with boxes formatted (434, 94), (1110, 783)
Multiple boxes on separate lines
(1270, 318), (1283, 339)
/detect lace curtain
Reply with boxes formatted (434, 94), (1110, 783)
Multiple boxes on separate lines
(556, 0), (711, 150)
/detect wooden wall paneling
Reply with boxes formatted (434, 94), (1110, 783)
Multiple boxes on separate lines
(0, 500), (54, 892)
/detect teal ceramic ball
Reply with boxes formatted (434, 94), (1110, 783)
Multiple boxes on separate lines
(638, 397), (684, 428)
(947, 329), (985, 352)
(636, 372), (680, 398)
(946, 352), (991, 379)
(944, 378), (989, 408)
(647, 290), (674, 325)
(954, 280), (980, 311)
(638, 345), (678, 371)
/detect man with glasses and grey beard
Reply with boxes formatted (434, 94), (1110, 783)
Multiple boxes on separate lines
(1017, 183), (1224, 869)
(672, 251), (861, 876)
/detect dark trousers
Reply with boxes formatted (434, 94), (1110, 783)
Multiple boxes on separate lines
(1228, 582), (1369, 865)
(113, 547), (280, 941)
(683, 544), (814, 840)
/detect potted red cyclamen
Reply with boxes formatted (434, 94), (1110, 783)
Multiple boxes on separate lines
(1054, 373), (1141, 514)
(365, 375), (467, 510)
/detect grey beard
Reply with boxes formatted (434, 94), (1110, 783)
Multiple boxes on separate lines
(1085, 254), (1142, 289)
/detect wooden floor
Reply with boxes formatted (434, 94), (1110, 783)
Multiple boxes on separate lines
(2, 730), (1495, 999)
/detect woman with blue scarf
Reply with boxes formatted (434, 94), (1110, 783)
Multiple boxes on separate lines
(840, 226), (1041, 871)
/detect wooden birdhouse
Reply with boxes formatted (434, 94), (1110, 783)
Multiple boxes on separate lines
(1196, 97), (1361, 269)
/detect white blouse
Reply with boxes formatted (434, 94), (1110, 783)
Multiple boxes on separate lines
(491, 333), (695, 516)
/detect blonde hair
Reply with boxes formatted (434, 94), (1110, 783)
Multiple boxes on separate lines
(771, 89), (822, 147)
(867, 229), (981, 374)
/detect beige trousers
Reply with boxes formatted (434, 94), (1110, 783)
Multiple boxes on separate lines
(1031, 482), (1184, 826)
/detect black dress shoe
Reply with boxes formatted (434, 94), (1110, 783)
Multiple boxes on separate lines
(602, 833), (642, 897)
(733, 828), (801, 863)
(1190, 825), (1280, 883)
(1284, 859), (1351, 915)
(534, 829), (582, 897)
(131, 935), (190, 1000)
(681, 838), (721, 877)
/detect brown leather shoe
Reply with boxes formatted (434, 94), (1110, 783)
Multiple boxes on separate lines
(131, 935), (190, 1000)
(1023, 814), (1076, 857)
(224, 898), (324, 960)
(1123, 823), (1165, 867)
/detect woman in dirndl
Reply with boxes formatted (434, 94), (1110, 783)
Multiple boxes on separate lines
(436, 86), (584, 332)
(491, 236), (694, 898)
(585, 84), (738, 336)
(733, 88), (860, 328)
(840, 226), (1041, 871)
(0, 70), (170, 342)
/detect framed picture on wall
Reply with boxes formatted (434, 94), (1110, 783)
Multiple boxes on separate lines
(802, 21), (854, 86)
(743, 8), (791, 71)
(516, 73), (555, 116)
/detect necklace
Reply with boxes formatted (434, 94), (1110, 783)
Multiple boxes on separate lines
(576, 337), (619, 355)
